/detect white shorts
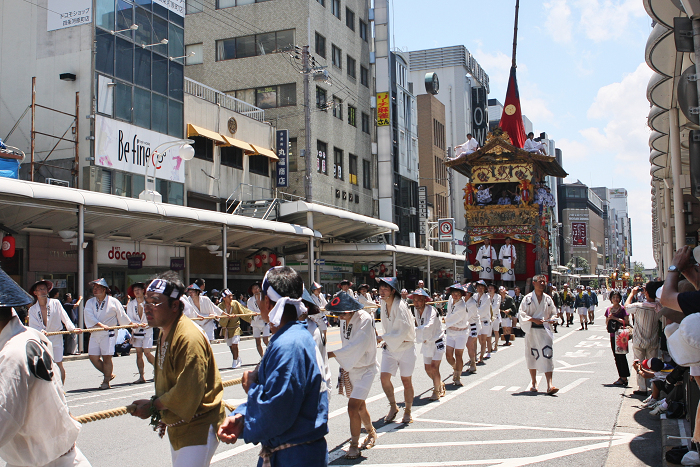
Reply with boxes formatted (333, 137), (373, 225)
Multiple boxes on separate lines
(468, 321), (480, 338)
(88, 332), (116, 356)
(577, 307), (588, 316)
(562, 306), (572, 314)
(348, 365), (378, 400)
(502, 317), (512, 328)
(48, 335), (64, 363)
(381, 345), (417, 377)
(691, 365), (700, 377)
(588, 306), (595, 312)
(225, 335), (241, 346)
(132, 329), (154, 349)
(253, 325), (270, 338)
(170, 425), (219, 467)
(422, 342), (445, 364)
(446, 329), (468, 350)
(491, 320), (501, 334)
(479, 319), (492, 336)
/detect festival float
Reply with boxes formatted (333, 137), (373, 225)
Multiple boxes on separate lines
(444, 0), (567, 285)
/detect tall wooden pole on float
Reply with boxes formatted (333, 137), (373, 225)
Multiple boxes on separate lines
(512, 0), (519, 68)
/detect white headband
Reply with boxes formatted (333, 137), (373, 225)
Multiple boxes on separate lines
(263, 267), (307, 327)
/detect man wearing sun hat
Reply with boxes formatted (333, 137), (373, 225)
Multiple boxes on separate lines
(412, 288), (445, 399)
(337, 279), (356, 298)
(327, 291), (379, 459)
(444, 283), (468, 385)
(377, 276), (417, 424)
(0, 268), (92, 467)
(27, 279), (82, 384)
(84, 278), (133, 390)
(126, 282), (153, 384)
(218, 288), (255, 369)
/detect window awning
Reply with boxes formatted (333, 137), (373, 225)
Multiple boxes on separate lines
(250, 144), (279, 161)
(221, 135), (254, 152)
(187, 124), (227, 145)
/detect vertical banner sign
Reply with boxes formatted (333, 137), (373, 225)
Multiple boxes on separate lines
(438, 218), (455, 242)
(276, 130), (289, 188)
(418, 186), (428, 234)
(376, 92), (390, 126)
(572, 222), (587, 246)
(471, 87), (488, 147)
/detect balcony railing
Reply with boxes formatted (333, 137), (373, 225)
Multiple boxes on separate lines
(184, 78), (265, 122)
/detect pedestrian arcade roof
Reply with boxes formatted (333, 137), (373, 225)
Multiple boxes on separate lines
(0, 178), (319, 251)
(319, 243), (464, 270)
(278, 200), (398, 241)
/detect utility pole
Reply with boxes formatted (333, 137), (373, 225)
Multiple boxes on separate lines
(303, 45), (313, 203)
(31, 77), (36, 182)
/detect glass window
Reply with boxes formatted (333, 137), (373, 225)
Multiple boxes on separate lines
(133, 87), (150, 128)
(362, 159), (371, 189)
(347, 105), (356, 126)
(332, 45), (341, 68)
(115, 38), (133, 83)
(220, 146), (243, 168)
(359, 20), (367, 41)
(249, 155), (269, 176)
(116, 0), (134, 38)
(256, 32), (276, 55)
(236, 35), (256, 58)
(186, 0), (203, 13)
(170, 9), (184, 26)
(133, 173), (145, 196)
(276, 30), (294, 52)
(168, 182), (184, 206)
(332, 96), (342, 120)
(152, 15), (168, 56)
(151, 93), (168, 133)
(347, 55), (356, 79)
(360, 66), (369, 87)
(345, 8), (354, 30)
(288, 137), (297, 172)
(256, 87), (277, 109)
(317, 140), (327, 174)
(361, 112), (370, 133)
(169, 61), (183, 100)
(153, 2), (168, 18)
(316, 0), (324, 6)
(152, 55), (168, 95)
(97, 75), (114, 116)
(185, 43), (203, 64)
(334, 147), (343, 180)
(115, 82), (132, 122)
(135, 7), (152, 46)
(96, 30), (115, 75)
(96, 0), (116, 30)
(316, 87), (327, 109)
(191, 136), (213, 161)
(218, 0), (236, 7)
(168, 99), (183, 137)
(315, 32), (326, 58)
(98, 168), (112, 194)
(331, 0), (340, 18)
(235, 88), (255, 105)
(113, 171), (132, 197)
(237, 0), (255, 4)
(134, 47), (151, 89)
(349, 154), (358, 185)
(169, 23), (185, 61)
(216, 38), (236, 61)
(279, 83), (296, 106)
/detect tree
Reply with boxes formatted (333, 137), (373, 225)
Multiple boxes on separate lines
(566, 256), (590, 275)
(633, 261), (645, 275)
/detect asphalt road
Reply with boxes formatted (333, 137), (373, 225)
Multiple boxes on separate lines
(3, 300), (654, 467)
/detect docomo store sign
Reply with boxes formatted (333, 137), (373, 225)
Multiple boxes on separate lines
(97, 241), (179, 267)
(94, 116), (185, 183)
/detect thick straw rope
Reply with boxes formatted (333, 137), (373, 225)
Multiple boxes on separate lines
(45, 324), (139, 337)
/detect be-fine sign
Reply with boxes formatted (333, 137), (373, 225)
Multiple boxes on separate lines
(438, 218), (455, 242)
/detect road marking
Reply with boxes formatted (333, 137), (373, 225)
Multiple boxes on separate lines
(70, 389), (153, 409)
(490, 386), (506, 391)
(558, 378), (589, 394)
(412, 418), (614, 435)
(371, 435), (620, 449)
(506, 386), (520, 392)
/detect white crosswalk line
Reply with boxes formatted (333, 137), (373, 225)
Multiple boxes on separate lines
(490, 385), (506, 391)
(558, 378), (589, 394)
(506, 386), (520, 392)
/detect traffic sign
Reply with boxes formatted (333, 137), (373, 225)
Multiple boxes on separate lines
(438, 218), (455, 242)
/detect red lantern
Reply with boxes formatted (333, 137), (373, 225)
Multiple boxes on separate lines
(245, 258), (255, 272)
(276, 259), (283, 266)
(1, 234), (15, 258)
(269, 253), (277, 265)
(379, 264), (386, 274)
(369, 269), (375, 279)
(438, 270), (444, 279)
(254, 255), (263, 268)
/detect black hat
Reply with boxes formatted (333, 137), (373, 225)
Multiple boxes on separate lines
(0, 268), (33, 307)
(358, 283), (370, 291)
(29, 279), (54, 297)
(326, 291), (364, 313)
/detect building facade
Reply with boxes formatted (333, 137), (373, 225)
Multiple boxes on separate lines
(558, 181), (605, 273)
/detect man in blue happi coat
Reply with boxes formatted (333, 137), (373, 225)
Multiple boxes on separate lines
(218, 266), (329, 467)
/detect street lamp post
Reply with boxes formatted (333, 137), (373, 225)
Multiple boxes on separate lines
(138, 139), (195, 203)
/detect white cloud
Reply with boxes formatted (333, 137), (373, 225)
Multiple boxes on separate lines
(575, 0), (647, 43)
(544, 0), (573, 43)
(557, 62), (655, 266)
(521, 97), (554, 123)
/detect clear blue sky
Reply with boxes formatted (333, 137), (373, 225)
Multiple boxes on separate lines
(391, 0), (654, 268)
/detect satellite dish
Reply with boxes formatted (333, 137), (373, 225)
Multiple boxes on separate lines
(678, 66), (699, 125)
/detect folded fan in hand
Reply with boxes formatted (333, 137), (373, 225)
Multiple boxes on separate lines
(468, 265), (483, 272)
(494, 266), (509, 274)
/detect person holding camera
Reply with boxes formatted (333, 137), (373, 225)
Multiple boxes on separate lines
(605, 291), (630, 386)
(625, 281), (663, 395)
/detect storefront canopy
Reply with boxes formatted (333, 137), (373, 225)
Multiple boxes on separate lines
(319, 243), (464, 270)
(0, 178), (319, 252)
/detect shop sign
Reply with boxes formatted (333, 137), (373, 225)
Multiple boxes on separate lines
(419, 186), (427, 234)
(94, 116), (186, 182)
(227, 261), (241, 273)
(572, 222), (587, 246)
(170, 258), (185, 271)
(376, 92), (390, 126)
(153, 0), (185, 17)
(128, 255), (143, 269)
(276, 130), (288, 188)
(54, 279), (67, 289)
(47, 0), (91, 31)
(97, 241), (178, 267)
